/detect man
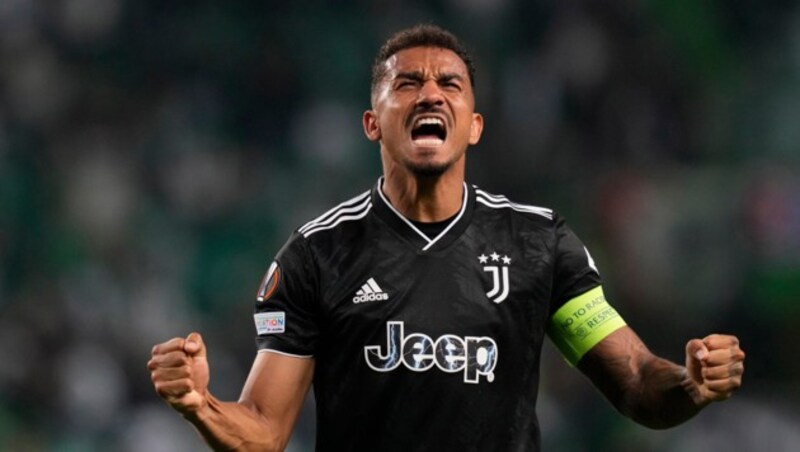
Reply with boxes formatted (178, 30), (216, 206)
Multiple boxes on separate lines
(148, 25), (745, 451)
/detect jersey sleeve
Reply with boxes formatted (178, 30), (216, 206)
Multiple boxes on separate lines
(546, 213), (626, 365)
(253, 232), (320, 357)
(549, 213), (602, 312)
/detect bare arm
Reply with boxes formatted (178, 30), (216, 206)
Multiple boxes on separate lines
(148, 333), (314, 451)
(577, 326), (745, 429)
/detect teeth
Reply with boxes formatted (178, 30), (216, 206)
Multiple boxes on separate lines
(414, 117), (444, 127)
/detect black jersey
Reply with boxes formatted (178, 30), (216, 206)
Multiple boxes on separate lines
(254, 178), (602, 452)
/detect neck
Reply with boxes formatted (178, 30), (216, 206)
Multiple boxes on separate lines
(381, 166), (465, 222)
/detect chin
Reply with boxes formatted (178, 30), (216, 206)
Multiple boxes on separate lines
(407, 161), (450, 177)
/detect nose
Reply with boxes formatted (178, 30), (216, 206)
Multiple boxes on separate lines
(417, 80), (444, 107)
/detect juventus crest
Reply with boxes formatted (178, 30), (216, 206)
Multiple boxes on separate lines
(479, 251), (512, 303)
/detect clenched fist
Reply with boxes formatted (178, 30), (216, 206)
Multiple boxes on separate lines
(148, 332), (210, 415)
(685, 334), (745, 406)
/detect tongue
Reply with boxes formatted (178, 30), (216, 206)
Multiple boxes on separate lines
(413, 135), (444, 146)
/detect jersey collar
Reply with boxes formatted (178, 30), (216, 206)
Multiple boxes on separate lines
(371, 177), (475, 252)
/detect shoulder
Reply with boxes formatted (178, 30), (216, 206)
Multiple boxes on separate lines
(275, 188), (373, 267)
(473, 185), (556, 223)
(296, 189), (373, 239)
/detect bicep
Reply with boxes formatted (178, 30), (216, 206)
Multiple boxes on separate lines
(238, 351), (315, 439)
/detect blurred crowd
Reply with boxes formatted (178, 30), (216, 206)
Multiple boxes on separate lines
(1, 1), (799, 451)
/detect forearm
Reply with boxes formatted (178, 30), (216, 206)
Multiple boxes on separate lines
(182, 393), (288, 452)
(618, 355), (704, 429)
(150, 337), (313, 451)
(578, 327), (704, 429)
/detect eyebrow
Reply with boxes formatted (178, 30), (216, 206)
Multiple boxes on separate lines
(394, 71), (465, 83)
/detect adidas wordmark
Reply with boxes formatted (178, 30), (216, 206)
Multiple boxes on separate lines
(353, 278), (389, 303)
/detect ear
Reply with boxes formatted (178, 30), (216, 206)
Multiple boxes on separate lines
(468, 112), (484, 145)
(363, 110), (381, 142)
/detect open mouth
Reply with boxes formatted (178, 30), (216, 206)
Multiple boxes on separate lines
(411, 117), (447, 146)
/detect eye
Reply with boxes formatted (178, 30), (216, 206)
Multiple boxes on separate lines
(440, 80), (462, 91)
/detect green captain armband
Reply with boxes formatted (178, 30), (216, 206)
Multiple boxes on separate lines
(547, 286), (626, 366)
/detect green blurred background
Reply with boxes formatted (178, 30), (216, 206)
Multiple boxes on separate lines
(1, 1), (799, 451)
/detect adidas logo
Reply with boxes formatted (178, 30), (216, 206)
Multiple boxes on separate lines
(353, 278), (389, 304)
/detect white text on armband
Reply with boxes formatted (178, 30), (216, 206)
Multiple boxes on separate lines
(546, 286), (626, 366)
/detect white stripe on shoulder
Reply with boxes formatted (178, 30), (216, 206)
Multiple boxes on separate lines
(302, 203), (372, 237)
(475, 188), (553, 220)
(299, 190), (371, 234)
(257, 348), (314, 359)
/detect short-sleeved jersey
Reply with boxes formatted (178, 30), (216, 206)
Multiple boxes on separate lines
(254, 179), (601, 452)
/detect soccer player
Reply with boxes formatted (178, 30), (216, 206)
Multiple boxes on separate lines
(148, 24), (745, 451)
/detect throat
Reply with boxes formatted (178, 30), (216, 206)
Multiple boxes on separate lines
(378, 172), (466, 221)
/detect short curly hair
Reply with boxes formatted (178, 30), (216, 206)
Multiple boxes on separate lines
(370, 24), (476, 94)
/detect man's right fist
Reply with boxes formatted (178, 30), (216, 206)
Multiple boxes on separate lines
(148, 332), (210, 415)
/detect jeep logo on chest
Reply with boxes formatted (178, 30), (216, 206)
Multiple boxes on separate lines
(364, 321), (498, 384)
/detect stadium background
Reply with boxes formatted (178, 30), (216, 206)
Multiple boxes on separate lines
(1, 1), (799, 450)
